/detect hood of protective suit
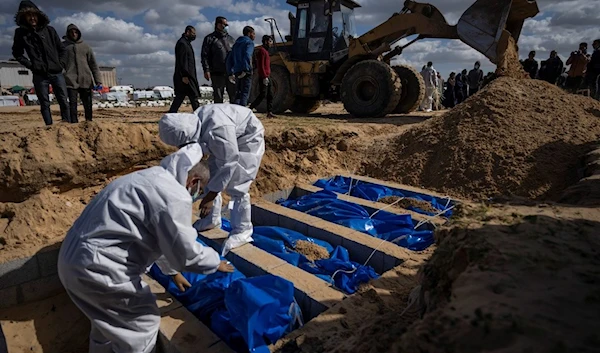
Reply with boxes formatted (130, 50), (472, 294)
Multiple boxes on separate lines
(15, 1), (50, 28)
(159, 113), (202, 147)
(159, 143), (204, 186)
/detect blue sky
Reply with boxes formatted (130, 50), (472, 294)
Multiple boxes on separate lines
(0, 0), (598, 87)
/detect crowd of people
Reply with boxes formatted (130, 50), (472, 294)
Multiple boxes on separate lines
(420, 40), (600, 111)
(520, 41), (600, 99)
(169, 17), (276, 118)
(418, 60), (487, 111)
(11, 1), (276, 127)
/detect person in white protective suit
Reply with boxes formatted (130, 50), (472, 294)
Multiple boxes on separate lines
(57, 143), (234, 353)
(420, 61), (438, 112)
(159, 103), (265, 256)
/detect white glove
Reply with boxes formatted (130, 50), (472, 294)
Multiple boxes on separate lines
(221, 234), (253, 256)
(263, 78), (270, 85)
(228, 75), (236, 84)
(238, 72), (247, 79)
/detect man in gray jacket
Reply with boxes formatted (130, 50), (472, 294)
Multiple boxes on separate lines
(201, 16), (236, 103)
(63, 24), (101, 122)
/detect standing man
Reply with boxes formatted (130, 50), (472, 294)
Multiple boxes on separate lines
(539, 50), (563, 85)
(12, 0), (70, 126)
(63, 24), (102, 122)
(159, 104), (265, 256)
(169, 26), (200, 113)
(227, 26), (256, 107)
(202, 17), (236, 103)
(521, 51), (538, 79)
(586, 39), (600, 99)
(467, 61), (484, 96)
(419, 62), (437, 112)
(566, 42), (590, 92)
(249, 35), (275, 117)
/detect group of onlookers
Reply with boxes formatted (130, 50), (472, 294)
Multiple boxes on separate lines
(420, 61), (486, 110)
(521, 40), (600, 99)
(170, 17), (275, 117)
(12, 0), (102, 126)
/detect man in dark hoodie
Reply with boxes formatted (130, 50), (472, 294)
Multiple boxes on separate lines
(201, 17), (236, 104)
(63, 24), (102, 122)
(227, 26), (255, 107)
(169, 25), (200, 113)
(12, 1), (70, 126)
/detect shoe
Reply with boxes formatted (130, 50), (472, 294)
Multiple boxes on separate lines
(266, 113), (276, 118)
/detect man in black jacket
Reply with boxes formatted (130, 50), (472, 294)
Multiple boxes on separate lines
(201, 16), (236, 103)
(539, 50), (563, 85)
(586, 39), (600, 100)
(169, 26), (200, 113)
(12, 0), (70, 126)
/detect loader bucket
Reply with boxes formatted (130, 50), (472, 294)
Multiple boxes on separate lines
(456, 0), (539, 64)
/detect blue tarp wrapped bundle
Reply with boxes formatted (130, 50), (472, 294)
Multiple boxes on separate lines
(149, 238), (301, 353)
(314, 176), (454, 217)
(278, 190), (434, 251)
(251, 226), (379, 294)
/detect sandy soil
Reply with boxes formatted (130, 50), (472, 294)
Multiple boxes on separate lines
(365, 77), (600, 201)
(0, 292), (90, 353)
(294, 240), (330, 262)
(0, 104), (431, 262)
(274, 203), (600, 353)
(379, 196), (439, 214)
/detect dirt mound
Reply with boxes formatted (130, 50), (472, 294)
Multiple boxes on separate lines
(393, 208), (600, 353)
(379, 196), (437, 214)
(365, 77), (600, 200)
(294, 240), (330, 262)
(0, 121), (172, 203)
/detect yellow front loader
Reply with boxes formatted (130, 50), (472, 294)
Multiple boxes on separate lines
(251, 0), (539, 117)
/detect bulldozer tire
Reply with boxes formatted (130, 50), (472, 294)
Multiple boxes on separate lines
(250, 65), (295, 114)
(393, 65), (425, 114)
(290, 97), (321, 114)
(341, 60), (401, 118)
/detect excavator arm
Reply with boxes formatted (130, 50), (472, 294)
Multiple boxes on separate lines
(348, 0), (539, 64)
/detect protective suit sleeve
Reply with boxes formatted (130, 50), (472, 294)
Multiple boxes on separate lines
(154, 255), (178, 276)
(206, 125), (240, 193)
(152, 196), (221, 275)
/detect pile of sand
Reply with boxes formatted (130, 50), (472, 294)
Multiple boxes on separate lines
(379, 196), (438, 214)
(294, 240), (330, 262)
(0, 121), (172, 203)
(366, 77), (600, 200)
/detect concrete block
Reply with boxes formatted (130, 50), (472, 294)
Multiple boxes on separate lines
(36, 248), (60, 277)
(305, 221), (345, 247)
(0, 256), (40, 288)
(341, 236), (385, 274)
(159, 307), (233, 353)
(270, 264), (330, 296)
(229, 245), (287, 277)
(143, 274), (182, 315)
(251, 202), (279, 226)
(383, 254), (404, 273)
(0, 285), (18, 309)
(18, 274), (64, 304)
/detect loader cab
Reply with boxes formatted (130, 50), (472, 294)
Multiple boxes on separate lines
(287, 0), (360, 62)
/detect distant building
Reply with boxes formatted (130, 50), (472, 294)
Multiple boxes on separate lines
(99, 66), (117, 88)
(0, 60), (33, 90)
(0, 60), (118, 90)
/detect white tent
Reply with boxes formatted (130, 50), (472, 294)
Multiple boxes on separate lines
(110, 85), (134, 94)
(153, 86), (175, 99)
(0, 96), (20, 107)
(102, 92), (128, 102)
(133, 91), (154, 100)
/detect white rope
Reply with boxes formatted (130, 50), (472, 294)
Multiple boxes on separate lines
(369, 197), (404, 219)
(414, 204), (456, 230)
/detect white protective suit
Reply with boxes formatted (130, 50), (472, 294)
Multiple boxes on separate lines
(159, 104), (265, 256)
(58, 143), (221, 353)
(420, 66), (438, 112)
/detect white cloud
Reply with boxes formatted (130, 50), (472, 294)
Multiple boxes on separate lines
(143, 9), (160, 24)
